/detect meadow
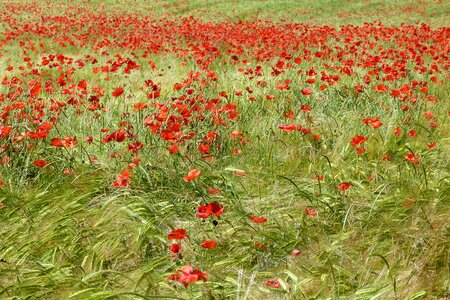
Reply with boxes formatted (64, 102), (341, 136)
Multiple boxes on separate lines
(0, 0), (449, 299)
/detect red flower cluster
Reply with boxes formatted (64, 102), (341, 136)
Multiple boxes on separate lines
(167, 265), (208, 288)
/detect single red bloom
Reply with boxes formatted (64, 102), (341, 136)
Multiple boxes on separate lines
(356, 147), (367, 155)
(183, 169), (201, 182)
(338, 182), (352, 191)
(168, 228), (189, 240)
(207, 187), (221, 195)
(265, 279), (281, 288)
(250, 215), (267, 224)
(29, 82), (42, 97)
(382, 154), (392, 161)
(291, 249), (301, 256)
(51, 138), (64, 147)
(408, 129), (417, 138)
(301, 87), (313, 96)
(33, 160), (47, 168)
(198, 144), (210, 154)
(301, 104), (311, 113)
(0, 126), (12, 139)
(112, 87), (124, 97)
(279, 123), (298, 132)
(201, 240), (218, 249)
(350, 135), (368, 147)
(305, 207), (317, 216)
(168, 144), (179, 154)
(128, 141), (143, 152)
(112, 170), (131, 187)
(427, 142), (436, 150)
(167, 265), (207, 288)
(405, 153), (420, 164)
(196, 205), (210, 219)
(168, 243), (181, 253)
(168, 243), (182, 259)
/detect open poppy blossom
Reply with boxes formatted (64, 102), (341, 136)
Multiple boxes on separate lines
(168, 144), (179, 154)
(33, 160), (47, 168)
(168, 243), (183, 259)
(0, 126), (12, 139)
(350, 135), (368, 147)
(201, 240), (218, 249)
(196, 202), (224, 219)
(301, 87), (313, 96)
(167, 265), (208, 288)
(168, 228), (189, 240)
(112, 170), (131, 187)
(112, 87), (124, 97)
(338, 182), (352, 191)
(183, 169), (201, 182)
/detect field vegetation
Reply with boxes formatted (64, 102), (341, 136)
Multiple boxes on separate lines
(0, 0), (449, 299)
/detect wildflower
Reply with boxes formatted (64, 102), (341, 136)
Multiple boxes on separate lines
(168, 228), (189, 240)
(250, 215), (267, 223)
(183, 169), (201, 182)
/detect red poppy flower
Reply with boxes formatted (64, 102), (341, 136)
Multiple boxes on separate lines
(196, 202), (224, 219)
(167, 265), (208, 288)
(350, 135), (368, 147)
(198, 144), (210, 154)
(168, 228), (189, 240)
(112, 87), (124, 97)
(33, 160), (47, 168)
(405, 153), (420, 164)
(291, 249), (301, 256)
(265, 279), (281, 288)
(305, 207), (317, 216)
(169, 243), (181, 254)
(168, 144), (179, 154)
(338, 182), (352, 191)
(207, 187), (221, 195)
(29, 82), (42, 97)
(168, 243), (182, 259)
(250, 215), (267, 223)
(183, 169), (201, 182)
(112, 170), (131, 187)
(0, 126), (12, 139)
(356, 147), (367, 155)
(382, 154), (392, 161)
(279, 123), (298, 132)
(201, 240), (218, 249)
(301, 87), (313, 96)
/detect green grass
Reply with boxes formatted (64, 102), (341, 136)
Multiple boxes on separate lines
(0, 0), (449, 299)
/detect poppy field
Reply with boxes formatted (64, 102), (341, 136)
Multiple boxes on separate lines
(0, 0), (449, 299)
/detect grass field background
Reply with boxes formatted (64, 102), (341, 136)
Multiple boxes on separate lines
(0, 0), (449, 299)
